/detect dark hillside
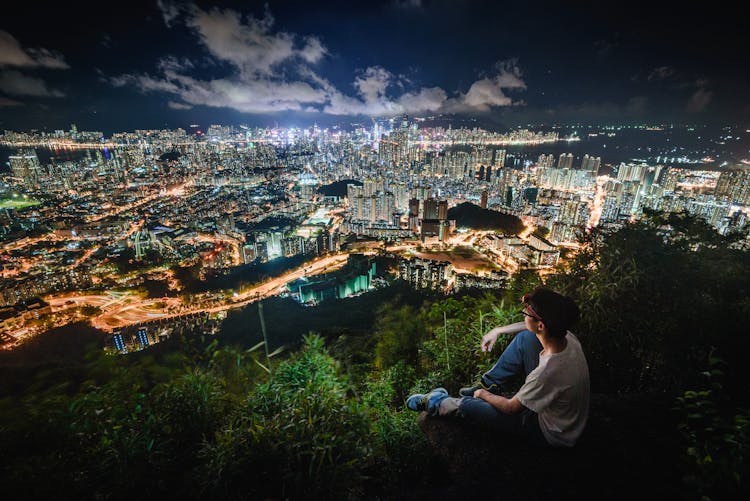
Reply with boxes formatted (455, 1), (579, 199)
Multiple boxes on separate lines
(447, 202), (524, 234)
(0, 213), (748, 500)
(317, 179), (362, 198)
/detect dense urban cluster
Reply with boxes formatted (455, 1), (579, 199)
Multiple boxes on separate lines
(1, 118), (749, 351)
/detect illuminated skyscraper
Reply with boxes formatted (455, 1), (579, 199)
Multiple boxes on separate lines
(8, 150), (41, 186)
(137, 328), (149, 349)
(537, 154), (555, 168)
(423, 198), (439, 219)
(113, 332), (127, 353)
(494, 149), (506, 167)
(617, 163), (648, 183)
(581, 154), (601, 173)
(437, 200), (449, 220)
(408, 198), (420, 231)
(558, 153), (574, 169)
(716, 166), (750, 204)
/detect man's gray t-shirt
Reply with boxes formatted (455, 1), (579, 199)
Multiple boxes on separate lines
(515, 332), (590, 447)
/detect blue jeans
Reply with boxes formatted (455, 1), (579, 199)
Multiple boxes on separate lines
(436, 330), (547, 445)
(481, 329), (542, 389)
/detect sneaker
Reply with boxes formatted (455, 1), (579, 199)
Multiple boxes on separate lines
(459, 381), (502, 397)
(458, 384), (482, 397)
(406, 387), (448, 413)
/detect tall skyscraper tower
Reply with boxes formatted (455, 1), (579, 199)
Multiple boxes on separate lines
(408, 198), (420, 231)
(437, 200), (449, 220)
(8, 150), (41, 186)
(423, 198), (439, 220)
(558, 153), (574, 169)
(581, 154), (601, 173)
(716, 166), (750, 204)
(494, 149), (506, 168)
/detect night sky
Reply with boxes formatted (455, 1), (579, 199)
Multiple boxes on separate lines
(1, 0), (749, 134)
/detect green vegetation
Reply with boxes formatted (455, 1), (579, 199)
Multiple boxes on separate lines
(173, 254), (308, 293)
(0, 195), (40, 209)
(549, 210), (750, 395)
(79, 305), (103, 317)
(1, 211), (748, 499)
(533, 226), (550, 239)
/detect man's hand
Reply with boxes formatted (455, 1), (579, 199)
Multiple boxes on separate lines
(473, 388), (524, 415)
(481, 329), (500, 352)
(473, 388), (489, 399)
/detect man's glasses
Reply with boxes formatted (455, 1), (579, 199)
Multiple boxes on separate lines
(521, 294), (543, 322)
(521, 309), (542, 321)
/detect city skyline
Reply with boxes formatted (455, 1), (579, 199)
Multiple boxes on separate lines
(2, 1), (750, 134)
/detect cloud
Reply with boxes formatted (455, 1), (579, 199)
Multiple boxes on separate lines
(647, 66), (676, 81)
(354, 66), (392, 102)
(0, 70), (64, 97)
(299, 36), (327, 64)
(0, 96), (23, 107)
(0, 30), (69, 69)
(109, 72), (182, 94)
(157, 55), (194, 73)
(185, 5), (325, 77)
(110, 69), (327, 114)
(109, 4), (526, 117)
(324, 61), (526, 116)
(397, 87), (448, 113)
(167, 100), (192, 110)
(156, 0), (184, 28)
(686, 88), (712, 113)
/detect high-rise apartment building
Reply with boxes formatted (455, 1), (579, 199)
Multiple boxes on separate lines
(580, 154), (601, 173)
(494, 149), (506, 168)
(716, 167), (750, 204)
(537, 154), (555, 168)
(8, 150), (41, 186)
(408, 198), (420, 231)
(558, 153), (574, 169)
(423, 198), (439, 219)
(437, 200), (449, 220)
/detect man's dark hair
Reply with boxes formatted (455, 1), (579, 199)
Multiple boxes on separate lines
(524, 287), (580, 339)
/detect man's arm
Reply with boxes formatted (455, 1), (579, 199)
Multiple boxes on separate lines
(481, 321), (526, 352)
(473, 388), (525, 415)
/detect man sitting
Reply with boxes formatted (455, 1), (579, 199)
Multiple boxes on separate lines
(406, 287), (590, 447)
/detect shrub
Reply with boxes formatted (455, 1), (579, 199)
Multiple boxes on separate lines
(674, 355), (750, 499)
(200, 335), (374, 499)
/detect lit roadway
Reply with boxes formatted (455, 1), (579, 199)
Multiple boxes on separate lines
(88, 181), (190, 222)
(205, 252), (351, 314)
(44, 228), (533, 333)
(47, 252), (353, 332)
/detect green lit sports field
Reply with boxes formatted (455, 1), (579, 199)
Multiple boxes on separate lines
(0, 197), (41, 209)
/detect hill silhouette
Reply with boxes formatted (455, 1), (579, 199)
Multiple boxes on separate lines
(317, 179), (362, 198)
(447, 202), (524, 234)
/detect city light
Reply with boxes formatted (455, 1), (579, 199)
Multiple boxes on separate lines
(1, 121), (748, 350)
